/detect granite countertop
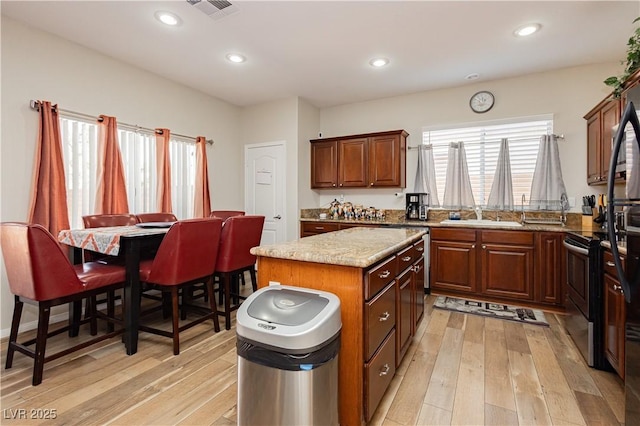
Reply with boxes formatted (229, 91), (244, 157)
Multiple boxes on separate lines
(251, 227), (426, 268)
(600, 240), (627, 255)
(299, 217), (577, 233)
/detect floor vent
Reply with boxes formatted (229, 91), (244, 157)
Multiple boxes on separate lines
(187, 0), (238, 20)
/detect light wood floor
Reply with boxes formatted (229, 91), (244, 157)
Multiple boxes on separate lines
(0, 295), (625, 425)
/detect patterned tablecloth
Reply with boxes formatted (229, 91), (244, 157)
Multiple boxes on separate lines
(58, 225), (169, 256)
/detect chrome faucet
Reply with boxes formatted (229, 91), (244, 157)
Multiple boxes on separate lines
(474, 206), (482, 220)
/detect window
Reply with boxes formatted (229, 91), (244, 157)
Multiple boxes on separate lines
(60, 115), (197, 228)
(422, 116), (553, 207)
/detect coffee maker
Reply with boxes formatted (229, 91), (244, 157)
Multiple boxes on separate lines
(406, 193), (429, 221)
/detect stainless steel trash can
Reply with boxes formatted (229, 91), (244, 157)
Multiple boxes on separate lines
(236, 285), (341, 426)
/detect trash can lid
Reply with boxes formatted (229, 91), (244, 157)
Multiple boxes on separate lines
(247, 288), (329, 326)
(237, 285), (341, 351)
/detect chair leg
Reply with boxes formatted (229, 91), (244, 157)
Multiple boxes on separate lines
(171, 287), (180, 356)
(249, 267), (257, 292)
(106, 290), (115, 333)
(181, 287), (192, 321)
(33, 304), (51, 386)
(207, 279), (220, 333)
(162, 292), (172, 319)
(217, 275), (224, 305)
(6, 296), (23, 369)
(223, 273), (232, 330)
(69, 300), (82, 337)
(88, 296), (98, 336)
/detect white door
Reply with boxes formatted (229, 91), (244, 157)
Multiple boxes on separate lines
(244, 142), (286, 245)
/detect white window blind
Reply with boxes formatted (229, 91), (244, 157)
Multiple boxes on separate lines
(422, 117), (553, 207)
(59, 115), (198, 227)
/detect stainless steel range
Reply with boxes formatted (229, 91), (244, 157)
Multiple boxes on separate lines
(563, 230), (607, 369)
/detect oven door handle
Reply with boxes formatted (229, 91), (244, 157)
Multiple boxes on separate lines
(563, 240), (590, 256)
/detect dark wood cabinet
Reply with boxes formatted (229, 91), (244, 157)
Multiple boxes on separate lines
(603, 249), (626, 379)
(310, 141), (338, 188)
(585, 97), (621, 185)
(430, 228), (478, 294)
(396, 267), (413, 365)
(480, 238), (534, 301)
(431, 227), (563, 308)
(300, 221), (378, 237)
(412, 256), (425, 333)
(310, 130), (407, 189)
(535, 232), (565, 305)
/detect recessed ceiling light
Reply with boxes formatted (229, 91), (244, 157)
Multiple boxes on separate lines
(369, 58), (389, 68)
(154, 11), (181, 26)
(226, 53), (246, 63)
(514, 23), (541, 37)
(465, 73), (480, 80)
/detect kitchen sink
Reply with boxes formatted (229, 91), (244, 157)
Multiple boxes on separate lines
(439, 219), (522, 227)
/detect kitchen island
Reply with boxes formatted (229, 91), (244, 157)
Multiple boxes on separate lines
(251, 227), (426, 426)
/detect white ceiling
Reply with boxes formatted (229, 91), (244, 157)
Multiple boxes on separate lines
(2, 1), (639, 108)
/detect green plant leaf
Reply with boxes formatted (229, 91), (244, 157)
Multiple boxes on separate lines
(604, 76), (620, 86)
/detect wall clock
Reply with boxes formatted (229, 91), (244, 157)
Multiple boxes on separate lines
(469, 91), (495, 113)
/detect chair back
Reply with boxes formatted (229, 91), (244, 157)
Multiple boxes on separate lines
(0, 223), (83, 301)
(215, 215), (265, 273)
(210, 210), (245, 221)
(83, 214), (138, 228)
(136, 213), (178, 223)
(145, 218), (223, 285)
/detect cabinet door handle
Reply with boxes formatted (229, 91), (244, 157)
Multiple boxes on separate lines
(379, 363), (390, 376)
(606, 261), (616, 267)
(416, 247), (424, 252)
(471, 244), (476, 248)
(378, 270), (391, 279)
(402, 256), (412, 262)
(614, 284), (621, 291)
(482, 245), (486, 249)
(379, 311), (390, 322)
(414, 265), (422, 273)
(315, 226), (325, 230)
(370, 183), (374, 186)
(332, 184), (336, 187)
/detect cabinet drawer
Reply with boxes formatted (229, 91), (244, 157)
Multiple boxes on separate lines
(397, 240), (424, 272)
(431, 227), (476, 242)
(364, 329), (396, 422)
(364, 281), (396, 360)
(481, 230), (533, 246)
(603, 249), (625, 276)
(365, 256), (398, 299)
(300, 222), (339, 234)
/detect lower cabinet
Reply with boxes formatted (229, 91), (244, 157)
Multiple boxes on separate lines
(431, 227), (564, 308)
(603, 249), (626, 379)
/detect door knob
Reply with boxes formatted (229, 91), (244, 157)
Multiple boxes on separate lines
(273, 215), (282, 220)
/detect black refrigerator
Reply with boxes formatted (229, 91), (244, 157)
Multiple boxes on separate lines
(607, 96), (640, 424)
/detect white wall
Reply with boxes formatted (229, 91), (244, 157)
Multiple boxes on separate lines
(0, 17), (243, 335)
(240, 97), (302, 241)
(308, 62), (623, 212)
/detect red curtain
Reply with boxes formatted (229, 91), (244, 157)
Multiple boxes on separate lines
(95, 115), (129, 214)
(28, 101), (70, 237)
(194, 136), (211, 218)
(155, 129), (172, 213)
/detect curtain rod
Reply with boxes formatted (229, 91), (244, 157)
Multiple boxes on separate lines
(29, 100), (214, 145)
(408, 133), (565, 150)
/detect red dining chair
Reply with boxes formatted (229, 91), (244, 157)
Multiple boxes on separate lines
(137, 217), (223, 355)
(0, 222), (125, 386)
(136, 213), (178, 223)
(82, 214), (139, 228)
(210, 210), (245, 221)
(82, 213), (139, 327)
(214, 215), (265, 330)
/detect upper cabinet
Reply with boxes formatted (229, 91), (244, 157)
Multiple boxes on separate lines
(310, 130), (408, 189)
(585, 98), (621, 185)
(585, 70), (640, 185)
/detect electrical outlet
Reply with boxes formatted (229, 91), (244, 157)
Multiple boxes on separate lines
(339, 194), (344, 203)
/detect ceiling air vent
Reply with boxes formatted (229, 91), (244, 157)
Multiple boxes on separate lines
(187, 0), (238, 20)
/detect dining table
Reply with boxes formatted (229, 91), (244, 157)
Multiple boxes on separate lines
(58, 224), (171, 355)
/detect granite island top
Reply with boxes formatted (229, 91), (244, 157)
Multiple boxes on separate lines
(250, 227), (426, 268)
